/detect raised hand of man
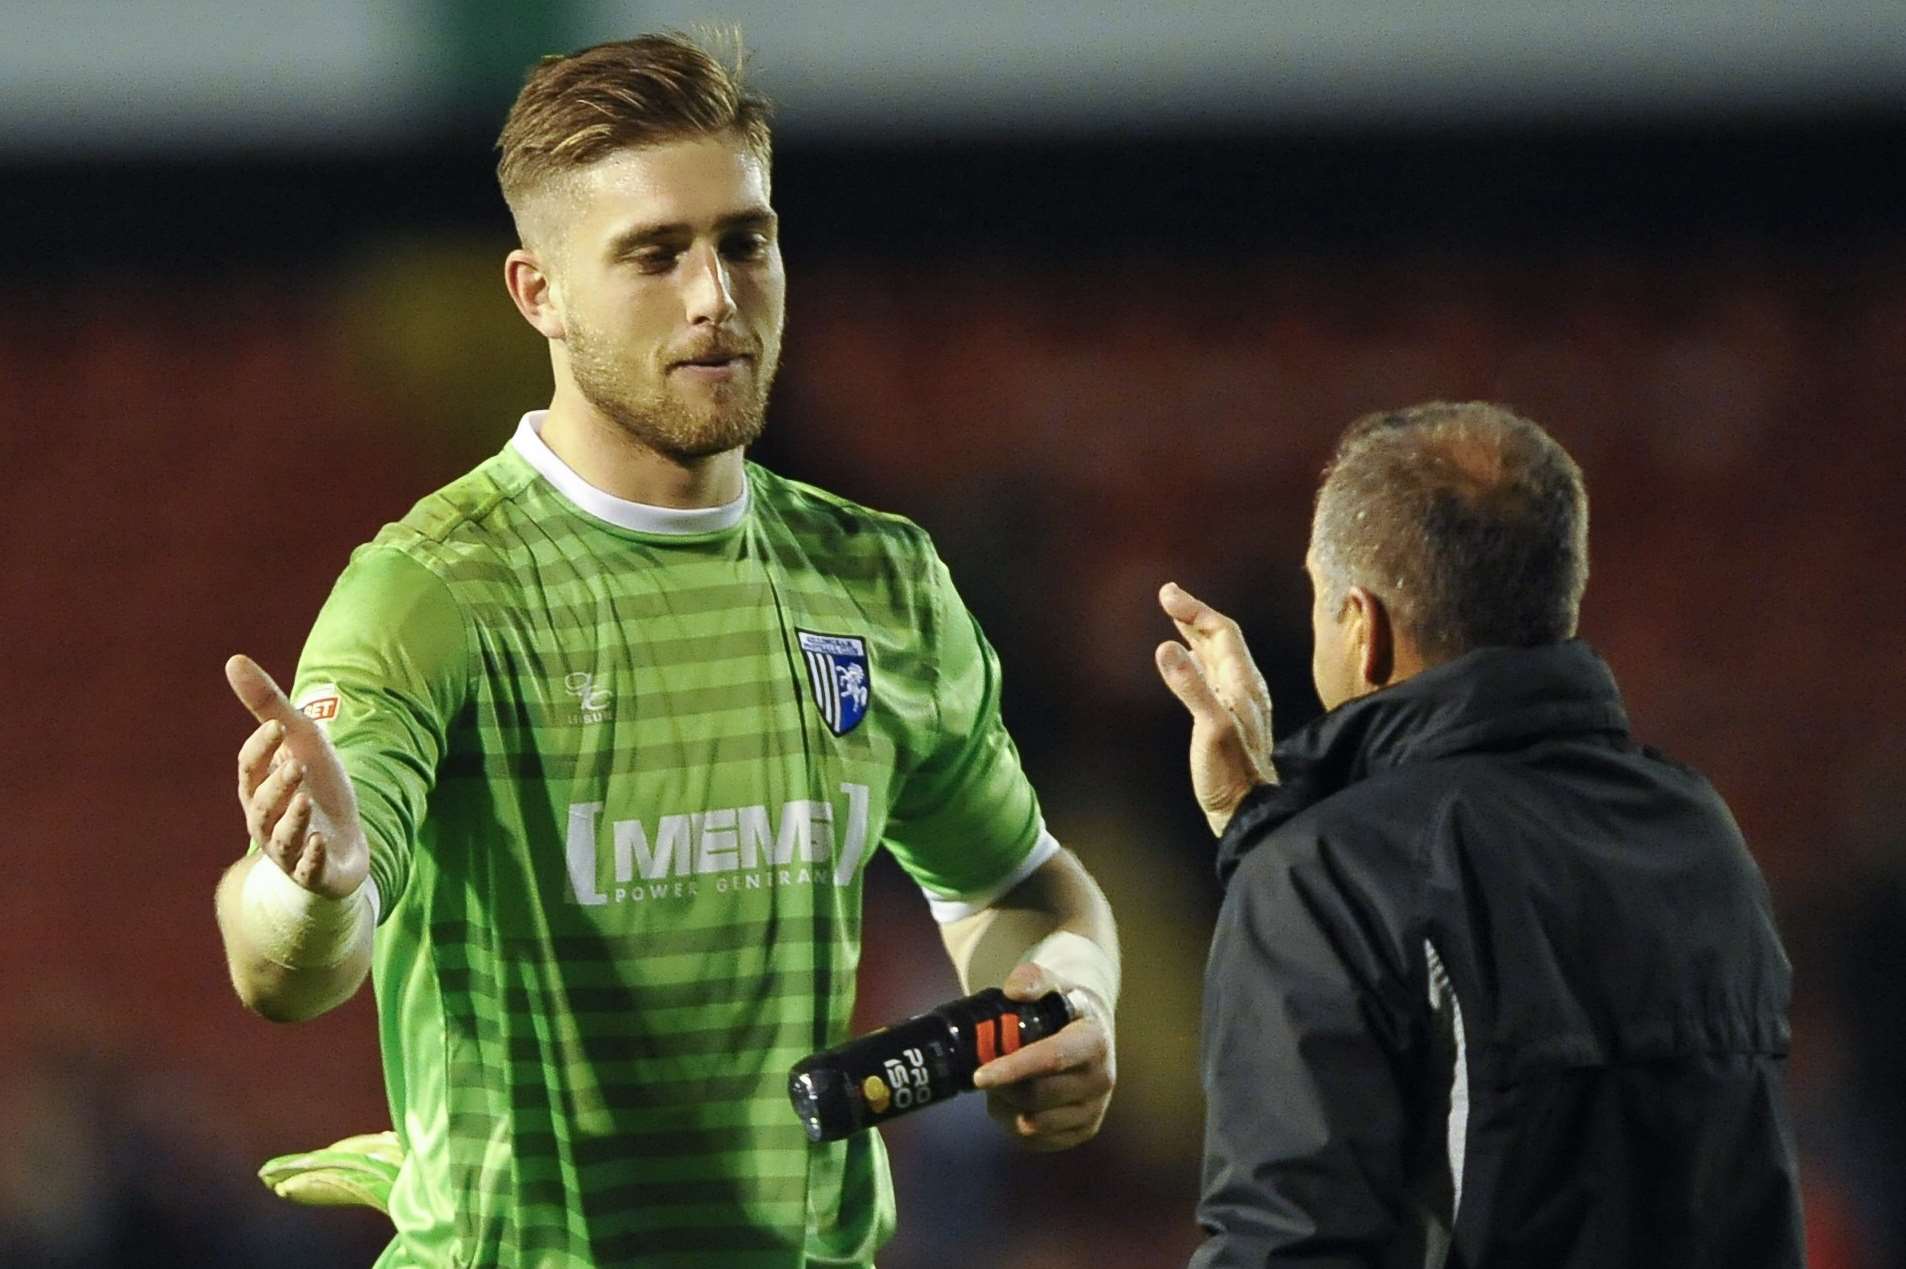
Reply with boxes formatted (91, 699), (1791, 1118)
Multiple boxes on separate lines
(1153, 583), (1277, 836)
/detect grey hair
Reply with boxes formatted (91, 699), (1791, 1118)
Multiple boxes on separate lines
(1311, 401), (1589, 662)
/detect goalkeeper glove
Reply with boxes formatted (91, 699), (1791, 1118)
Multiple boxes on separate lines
(258, 1130), (403, 1215)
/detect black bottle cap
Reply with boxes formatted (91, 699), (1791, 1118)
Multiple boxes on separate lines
(1025, 989), (1078, 1041)
(788, 1058), (858, 1143)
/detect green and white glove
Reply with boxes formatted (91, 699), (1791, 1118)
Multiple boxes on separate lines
(258, 1130), (403, 1215)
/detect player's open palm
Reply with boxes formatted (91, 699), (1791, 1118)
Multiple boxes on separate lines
(1154, 583), (1276, 836)
(228, 654), (368, 900)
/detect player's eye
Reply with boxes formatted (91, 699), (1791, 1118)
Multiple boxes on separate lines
(627, 248), (678, 273)
(722, 232), (771, 262)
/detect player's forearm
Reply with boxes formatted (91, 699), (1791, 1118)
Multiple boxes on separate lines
(940, 848), (1120, 1006)
(215, 854), (373, 1023)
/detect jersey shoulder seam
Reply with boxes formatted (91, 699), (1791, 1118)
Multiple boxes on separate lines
(749, 464), (935, 549)
(364, 454), (539, 592)
(389, 453), (536, 549)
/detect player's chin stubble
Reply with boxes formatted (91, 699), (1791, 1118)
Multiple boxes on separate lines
(567, 325), (780, 464)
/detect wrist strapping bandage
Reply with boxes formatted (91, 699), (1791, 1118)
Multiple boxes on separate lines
(1026, 930), (1120, 1023)
(239, 856), (374, 969)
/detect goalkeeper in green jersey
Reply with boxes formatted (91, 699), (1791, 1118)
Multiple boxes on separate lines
(212, 30), (1120, 1269)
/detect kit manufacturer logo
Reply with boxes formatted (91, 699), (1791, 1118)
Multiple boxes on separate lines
(564, 671), (612, 724)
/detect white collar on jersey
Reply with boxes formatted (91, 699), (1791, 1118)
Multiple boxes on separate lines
(509, 410), (751, 535)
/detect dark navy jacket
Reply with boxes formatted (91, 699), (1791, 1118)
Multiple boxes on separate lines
(1192, 641), (1801, 1269)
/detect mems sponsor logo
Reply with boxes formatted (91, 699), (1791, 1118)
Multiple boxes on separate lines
(565, 782), (872, 905)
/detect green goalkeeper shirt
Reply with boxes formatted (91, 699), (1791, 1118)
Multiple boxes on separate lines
(289, 413), (1056, 1268)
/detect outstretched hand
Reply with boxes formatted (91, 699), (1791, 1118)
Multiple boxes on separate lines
(1154, 583), (1276, 836)
(228, 655), (368, 901)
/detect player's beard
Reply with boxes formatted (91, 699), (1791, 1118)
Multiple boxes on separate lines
(566, 320), (781, 463)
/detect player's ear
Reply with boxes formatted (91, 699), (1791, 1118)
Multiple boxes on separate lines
(504, 248), (566, 340)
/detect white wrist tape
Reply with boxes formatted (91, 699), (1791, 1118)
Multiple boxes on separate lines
(240, 856), (374, 970)
(1026, 930), (1120, 1021)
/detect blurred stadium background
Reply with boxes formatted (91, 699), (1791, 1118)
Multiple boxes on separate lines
(3, 2), (1904, 1264)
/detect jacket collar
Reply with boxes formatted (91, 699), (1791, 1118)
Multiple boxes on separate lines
(1215, 640), (1630, 885)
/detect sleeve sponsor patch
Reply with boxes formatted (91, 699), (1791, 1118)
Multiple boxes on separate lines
(296, 684), (341, 731)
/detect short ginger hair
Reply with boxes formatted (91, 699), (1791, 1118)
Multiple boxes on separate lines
(1311, 401), (1589, 663)
(495, 31), (774, 244)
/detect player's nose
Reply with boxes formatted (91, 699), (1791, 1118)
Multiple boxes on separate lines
(681, 244), (737, 326)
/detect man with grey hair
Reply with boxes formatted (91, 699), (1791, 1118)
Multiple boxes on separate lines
(1156, 402), (1801, 1267)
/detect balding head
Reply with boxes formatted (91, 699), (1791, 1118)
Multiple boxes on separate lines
(1310, 402), (1589, 677)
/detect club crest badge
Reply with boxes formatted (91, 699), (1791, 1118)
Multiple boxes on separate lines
(797, 630), (871, 736)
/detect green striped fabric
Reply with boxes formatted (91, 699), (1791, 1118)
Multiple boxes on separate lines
(290, 421), (1048, 1267)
